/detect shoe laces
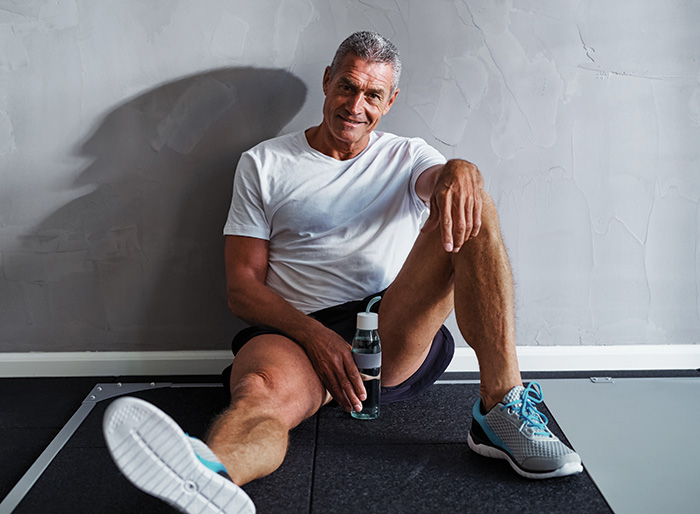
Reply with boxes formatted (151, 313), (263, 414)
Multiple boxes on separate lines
(501, 382), (552, 437)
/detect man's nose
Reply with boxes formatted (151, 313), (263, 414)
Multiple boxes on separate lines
(346, 93), (364, 114)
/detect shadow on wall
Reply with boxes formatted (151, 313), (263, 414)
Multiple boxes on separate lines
(35, 68), (306, 351)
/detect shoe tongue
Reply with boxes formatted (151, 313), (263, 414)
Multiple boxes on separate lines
(502, 385), (525, 405)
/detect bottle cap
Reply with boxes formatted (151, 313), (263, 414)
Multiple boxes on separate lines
(356, 312), (378, 330)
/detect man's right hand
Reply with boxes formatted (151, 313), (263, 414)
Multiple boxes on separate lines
(300, 326), (367, 413)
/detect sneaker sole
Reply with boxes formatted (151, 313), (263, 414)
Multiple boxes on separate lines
(103, 396), (255, 514)
(467, 432), (583, 480)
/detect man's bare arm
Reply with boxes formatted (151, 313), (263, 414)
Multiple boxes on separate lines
(224, 235), (366, 412)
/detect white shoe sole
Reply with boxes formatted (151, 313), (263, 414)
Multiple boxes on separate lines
(467, 432), (583, 480)
(103, 396), (255, 513)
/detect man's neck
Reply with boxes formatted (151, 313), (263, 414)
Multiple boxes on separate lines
(305, 125), (369, 161)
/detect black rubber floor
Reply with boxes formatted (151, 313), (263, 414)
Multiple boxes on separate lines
(1, 374), (618, 513)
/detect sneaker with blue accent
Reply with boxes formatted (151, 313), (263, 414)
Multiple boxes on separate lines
(103, 396), (255, 513)
(468, 383), (583, 479)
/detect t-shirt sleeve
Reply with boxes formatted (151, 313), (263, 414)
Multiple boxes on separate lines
(223, 151), (271, 239)
(409, 137), (447, 208)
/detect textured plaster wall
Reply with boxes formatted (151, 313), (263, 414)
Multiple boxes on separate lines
(0, 0), (698, 352)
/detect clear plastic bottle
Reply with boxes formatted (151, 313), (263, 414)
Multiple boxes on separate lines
(351, 312), (381, 420)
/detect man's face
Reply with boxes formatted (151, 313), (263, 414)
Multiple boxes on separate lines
(320, 54), (399, 152)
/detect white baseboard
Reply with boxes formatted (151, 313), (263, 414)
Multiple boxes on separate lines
(0, 350), (234, 378)
(0, 345), (698, 378)
(446, 345), (700, 373)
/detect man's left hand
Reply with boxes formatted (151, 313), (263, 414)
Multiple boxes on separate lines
(420, 159), (485, 252)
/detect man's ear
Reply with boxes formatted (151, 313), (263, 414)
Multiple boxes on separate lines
(383, 88), (399, 115)
(322, 66), (332, 95)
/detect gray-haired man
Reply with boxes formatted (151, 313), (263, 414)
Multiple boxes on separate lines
(104, 31), (581, 514)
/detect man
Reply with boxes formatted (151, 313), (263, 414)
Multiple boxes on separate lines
(103, 32), (582, 513)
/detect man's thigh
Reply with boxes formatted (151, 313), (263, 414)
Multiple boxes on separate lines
(226, 334), (329, 429)
(379, 227), (455, 386)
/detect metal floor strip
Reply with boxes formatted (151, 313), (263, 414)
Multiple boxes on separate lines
(0, 382), (175, 514)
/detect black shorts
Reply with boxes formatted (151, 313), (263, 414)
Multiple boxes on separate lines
(221, 291), (455, 404)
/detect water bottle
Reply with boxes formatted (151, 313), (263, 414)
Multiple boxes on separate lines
(351, 311), (381, 420)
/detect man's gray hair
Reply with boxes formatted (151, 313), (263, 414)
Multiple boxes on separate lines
(329, 31), (402, 92)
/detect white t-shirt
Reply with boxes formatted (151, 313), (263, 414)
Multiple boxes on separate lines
(223, 130), (446, 313)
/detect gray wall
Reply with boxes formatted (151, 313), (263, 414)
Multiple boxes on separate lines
(1, 0), (698, 353)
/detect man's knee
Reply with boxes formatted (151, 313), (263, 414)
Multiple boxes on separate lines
(228, 339), (325, 427)
(231, 368), (295, 410)
(228, 369), (305, 428)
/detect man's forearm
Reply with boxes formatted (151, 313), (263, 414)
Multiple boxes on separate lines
(227, 277), (330, 346)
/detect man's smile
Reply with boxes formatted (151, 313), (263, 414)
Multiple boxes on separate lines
(338, 115), (365, 125)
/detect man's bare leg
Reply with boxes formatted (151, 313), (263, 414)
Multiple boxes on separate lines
(379, 191), (521, 408)
(205, 335), (328, 485)
(380, 190), (582, 478)
(451, 192), (522, 409)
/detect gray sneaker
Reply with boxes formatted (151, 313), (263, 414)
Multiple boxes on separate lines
(103, 396), (256, 513)
(468, 383), (583, 479)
